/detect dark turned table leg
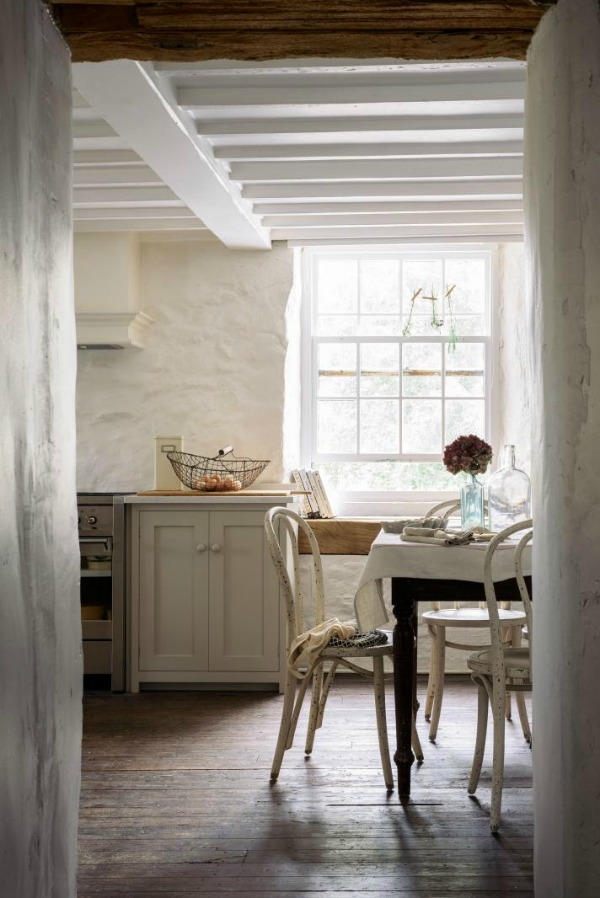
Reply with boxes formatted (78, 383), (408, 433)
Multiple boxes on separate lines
(392, 577), (417, 802)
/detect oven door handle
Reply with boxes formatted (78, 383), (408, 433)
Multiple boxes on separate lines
(80, 537), (112, 549)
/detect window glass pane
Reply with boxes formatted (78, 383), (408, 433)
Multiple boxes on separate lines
(317, 315), (359, 336)
(317, 259), (358, 314)
(360, 260), (400, 314)
(402, 344), (442, 397)
(358, 315), (401, 336)
(445, 399), (485, 444)
(317, 400), (357, 454)
(402, 399), (442, 454)
(450, 316), (486, 337)
(445, 258), (486, 316)
(318, 344), (356, 397)
(321, 460), (459, 492)
(445, 343), (485, 397)
(360, 399), (399, 453)
(402, 259), (444, 336)
(360, 344), (399, 397)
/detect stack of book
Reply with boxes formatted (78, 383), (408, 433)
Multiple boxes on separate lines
(291, 470), (334, 519)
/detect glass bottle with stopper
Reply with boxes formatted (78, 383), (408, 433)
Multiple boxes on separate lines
(488, 445), (531, 531)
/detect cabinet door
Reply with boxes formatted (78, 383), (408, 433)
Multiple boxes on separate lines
(208, 511), (280, 672)
(138, 511), (209, 671)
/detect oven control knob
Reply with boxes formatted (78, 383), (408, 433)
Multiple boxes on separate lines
(87, 516), (97, 525)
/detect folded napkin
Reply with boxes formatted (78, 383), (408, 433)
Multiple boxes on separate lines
(382, 516), (445, 534)
(400, 525), (495, 546)
(287, 618), (357, 680)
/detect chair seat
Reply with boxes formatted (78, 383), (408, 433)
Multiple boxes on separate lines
(321, 642), (393, 659)
(467, 646), (531, 679)
(423, 607), (526, 628)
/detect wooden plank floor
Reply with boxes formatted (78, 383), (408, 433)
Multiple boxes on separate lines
(78, 678), (533, 897)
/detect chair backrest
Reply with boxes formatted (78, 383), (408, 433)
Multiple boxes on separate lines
(483, 519), (533, 677)
(425, 499), (461, 522)
(264, 506), (326, 652)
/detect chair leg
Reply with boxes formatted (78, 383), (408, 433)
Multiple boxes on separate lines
(468, 678), (489, 795)
(515, 690), (532, 745)
(510, 628), (532, 744)
(373, 655), (394, 791)
(270, 670), (298, 782)
(304, 663), (324, 755)
(412, 714), (424, 763)
(490, 681), (507, 833)
(501, 627), (512, 721)
(424, 625), (437, 722)
(285, 671), (312, 751)
(316, 661), (338, 730)
(428, 629), (446, 742)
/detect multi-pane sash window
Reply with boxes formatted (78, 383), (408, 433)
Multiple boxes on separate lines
(305, 249), (492, 496)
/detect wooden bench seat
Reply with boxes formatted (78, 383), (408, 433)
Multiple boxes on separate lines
(297, 518), (382, 555)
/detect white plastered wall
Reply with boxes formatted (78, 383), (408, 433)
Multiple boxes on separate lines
(76, 238), (295, 491)
(0, 2), (81, 895)
(526, 0), (600, 893)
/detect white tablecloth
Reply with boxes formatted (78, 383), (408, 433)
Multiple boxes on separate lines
(354, 530), (532, 631)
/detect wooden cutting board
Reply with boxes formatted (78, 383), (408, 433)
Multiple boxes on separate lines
(136, 489), (308, 496)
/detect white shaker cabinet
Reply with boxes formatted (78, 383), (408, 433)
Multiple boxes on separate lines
(126, 497), (294, 692)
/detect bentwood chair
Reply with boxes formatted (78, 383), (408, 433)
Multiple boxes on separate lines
(264, 506), (423, 791)
(421, 500), (530, 743)
(467, 520), (533, 831)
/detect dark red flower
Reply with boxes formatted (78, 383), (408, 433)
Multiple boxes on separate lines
(443, 434), (493, 475)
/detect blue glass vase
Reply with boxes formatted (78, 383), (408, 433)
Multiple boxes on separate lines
(460, 472), (484, 529)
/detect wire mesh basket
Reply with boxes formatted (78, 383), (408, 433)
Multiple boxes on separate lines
(167, 447), (270, 492)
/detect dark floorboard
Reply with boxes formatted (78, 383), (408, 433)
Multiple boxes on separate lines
(78, 677), (533, 896)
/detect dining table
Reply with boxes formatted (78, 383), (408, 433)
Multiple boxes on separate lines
(354, 529), (532, 803)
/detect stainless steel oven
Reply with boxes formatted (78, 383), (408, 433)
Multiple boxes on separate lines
(77, 493), (127, 691)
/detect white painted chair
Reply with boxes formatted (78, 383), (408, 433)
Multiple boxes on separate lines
(467, 520), (533, 832)
(422, 500), (530, 743)
(264, 506), (423, 792)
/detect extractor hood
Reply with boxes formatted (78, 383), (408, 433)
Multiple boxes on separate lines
(76, 311), (154, 350)
(74, 233), (154, 349)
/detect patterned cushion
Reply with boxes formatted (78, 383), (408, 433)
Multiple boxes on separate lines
(327, 629), (389, 650)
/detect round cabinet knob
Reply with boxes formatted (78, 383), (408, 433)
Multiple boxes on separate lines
(195, 543), (207, 553)
(210, 543), (222, 553)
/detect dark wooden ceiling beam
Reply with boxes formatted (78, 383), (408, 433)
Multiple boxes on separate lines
(49, 1), (558, 62)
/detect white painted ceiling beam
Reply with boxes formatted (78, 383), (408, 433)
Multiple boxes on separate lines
(253, 199), (524, 215)
(74, 207), (196, 220)
(73, 165), (163, 187)
(74, 219), (210, 233)
(271, 224), (522, 241)
(72, 120), (118, 140)
(215, 140), (524, 161)
(197, 113), (524, 138)
(262, 211), (523, 228)
(74, 150), (142, 166)
(288, 235), (523, 247)
(73, 61), (270, 249)
(178, 81), (525, 111)
(243, 180), (523, 201)
(230, 157), (522, 183)
(158, 60), (525, 77)
(73, 186), (184, 206)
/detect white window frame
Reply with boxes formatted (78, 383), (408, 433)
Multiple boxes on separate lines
(300, 246), (500, 515)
